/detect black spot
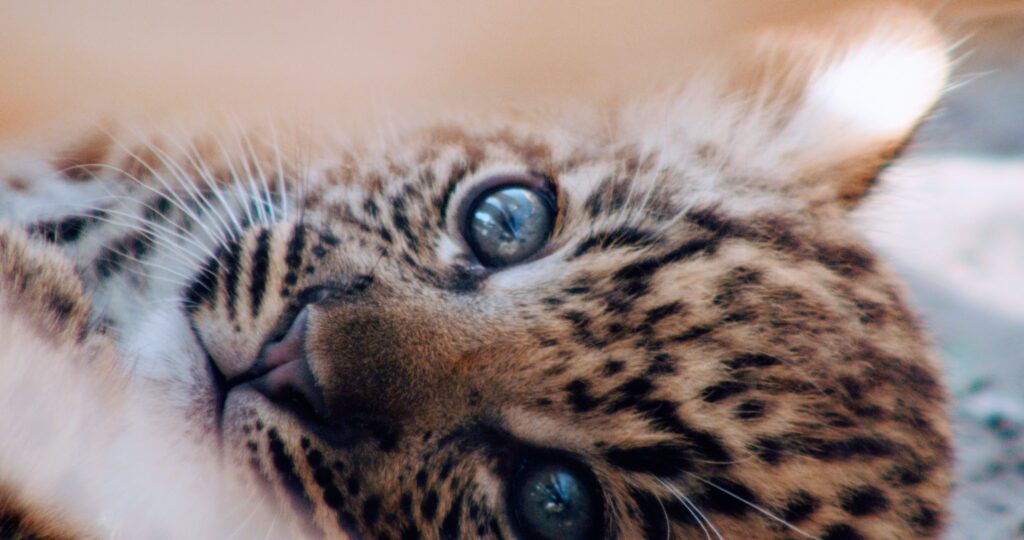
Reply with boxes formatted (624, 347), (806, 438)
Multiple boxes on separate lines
(725, 353), (780, 370)
(30, 212), (102, 243)
(605, 443), (693, 477)
(752, 437), (784, 465)
(442, 264), (484, 293)
(612, 237), (717, 284)
(910, 502), (941, 534)
(400, 492), (414, 517)
(439, 493), (463, 539)
(734, 399), (766, 420)
(564, 379), (603, 413)
(123, 229), (153, 260)
(781, 491), (819, 523)
(695, 476), (758, 516)
(363, 496), (381, 526)
(584, 177), (630, 218)
(249, 228), (272, 317)
(421, 491), (439, 521)
(629, 489), (669, 540)
(46, 293), (76, 321)
(841, 486), (889, 516)
(821, 523), (865, 540)
(685, 207), (741, 236)
(644, 302), (683, 325)
(346, 475), (361, 496)
(885, 464), (925, 487)
(605, 377), (655, 412)
(670, 325), (713, 343)
(267, 429), (314, 517)
(815, 244), (876, 278)
(319, 229), (341, 246)
(571, 227), (660, 258)
(798, 436), (896, 461)
(222, 238), (244, 319)
(285, 223), (307, 273)
(562, 311), (605, 349)
(184, 255), (221, 312)
(432, 460), (452, 482)
(94, 244), (125, 278)
(699, 381), (749, 403)
(633, 400), (733, 463)
(722, 310), (755, 323)
(601, 360), (625, 377)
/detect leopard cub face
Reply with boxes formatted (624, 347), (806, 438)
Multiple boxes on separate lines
(165, 6), (955, 540)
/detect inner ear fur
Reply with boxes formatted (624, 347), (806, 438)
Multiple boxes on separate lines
(724, 3), (951, 208)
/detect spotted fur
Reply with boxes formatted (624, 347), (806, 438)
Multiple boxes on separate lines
(0, 5), (954, 539)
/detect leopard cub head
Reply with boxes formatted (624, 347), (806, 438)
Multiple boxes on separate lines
(181, 6), (953, 539)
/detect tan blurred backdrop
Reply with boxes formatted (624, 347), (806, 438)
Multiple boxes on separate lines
(1, 0), (1015, 141)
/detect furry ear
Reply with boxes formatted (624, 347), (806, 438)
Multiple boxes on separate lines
(631, 4), (951, 210)
(736, 4), (951, 207)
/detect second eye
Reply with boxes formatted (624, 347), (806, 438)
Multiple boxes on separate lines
(463, 183), (555, 267)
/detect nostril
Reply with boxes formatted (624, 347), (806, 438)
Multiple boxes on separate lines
(263, 306), (310, 370)
(252, 358), (327, 421)
(244, 306), (328, 421)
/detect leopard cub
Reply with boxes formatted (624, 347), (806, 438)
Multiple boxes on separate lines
(0, 5), (952, 539)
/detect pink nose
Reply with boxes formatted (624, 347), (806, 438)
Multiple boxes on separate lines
(263, 307), (310, 369)
(249, 307), (327, 420)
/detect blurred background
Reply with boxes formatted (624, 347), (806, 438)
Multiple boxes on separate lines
(1, 0), (1022, 537)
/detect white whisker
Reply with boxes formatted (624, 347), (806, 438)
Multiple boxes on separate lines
(230, 124), (269, 226)
(688, 473), (817, 539)
(175, 133), (245, 238)
(212, 131), (258, 228)
(152, 126), (239, 244)
(84, 206), (216, 262)
(240, 128), (276, 224)
(105, 128), (223, 248)
(269, 121), (289, 220)
(658, 478), (721, 540)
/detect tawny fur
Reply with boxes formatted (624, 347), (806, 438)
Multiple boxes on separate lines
(0, 5), (956, 539)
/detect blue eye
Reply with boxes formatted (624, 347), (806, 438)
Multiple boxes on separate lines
(511, 461), (602, 540)
(464, 184), (555, 267)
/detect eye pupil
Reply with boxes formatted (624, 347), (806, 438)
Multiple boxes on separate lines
(514, 463), (598, 540)
(466, 185), (554, 267)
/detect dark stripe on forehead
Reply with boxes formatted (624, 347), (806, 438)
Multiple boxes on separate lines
(249, 228), (272, 317)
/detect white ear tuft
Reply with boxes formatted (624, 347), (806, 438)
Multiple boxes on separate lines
(623, 4), (950, 210)
(784, 5), (950, 170)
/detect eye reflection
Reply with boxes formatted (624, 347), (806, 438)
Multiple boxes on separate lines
(513, 462), (598, 540)
(465, 185), (554, 267)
